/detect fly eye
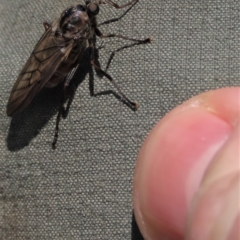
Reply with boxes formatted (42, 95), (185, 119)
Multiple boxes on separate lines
(63, 8), (73, 18)
(87, 3), (99, 15)
(76, 5), (86, 11)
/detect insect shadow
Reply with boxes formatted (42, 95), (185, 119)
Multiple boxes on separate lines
(6, 46), (93, 151)
(6, 40), (138, 151)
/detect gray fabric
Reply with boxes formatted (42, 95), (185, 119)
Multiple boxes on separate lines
(0, 0), (239, 239)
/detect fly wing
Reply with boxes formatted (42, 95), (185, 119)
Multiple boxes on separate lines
(7, 21), (74, 116)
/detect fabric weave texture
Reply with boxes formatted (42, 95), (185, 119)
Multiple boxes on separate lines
(0, 0), (239, 239)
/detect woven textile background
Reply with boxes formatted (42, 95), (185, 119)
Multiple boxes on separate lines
(0, 0), (239, 239)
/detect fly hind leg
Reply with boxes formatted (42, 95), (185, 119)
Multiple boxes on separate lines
(52, 65), (79, 149)
(88, 39), (139, 110)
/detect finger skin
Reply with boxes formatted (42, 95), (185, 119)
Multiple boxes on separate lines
(133, 88), (240, 240)
(186, 124), (240, 240)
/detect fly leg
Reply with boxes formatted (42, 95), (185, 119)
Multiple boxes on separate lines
(62, 64), (79, 118)
(88, 39), (138, 110)
(91, 28), (152, 108)
(98, 0), (138, 26)
(103, 0), (139, 9)
(105, 42), (144, 72)
(94, 27), (152, 44)
(52, 89), (65, 149)
(52, 65), (79, 149)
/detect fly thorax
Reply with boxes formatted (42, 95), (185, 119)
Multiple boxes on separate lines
(59, 5), (91, 40)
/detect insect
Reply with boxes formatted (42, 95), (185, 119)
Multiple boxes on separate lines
(6, 0), (152, 149)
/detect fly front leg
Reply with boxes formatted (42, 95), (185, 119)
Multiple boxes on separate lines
(103, 0), (139, 9)
(88, 39), (138, 110)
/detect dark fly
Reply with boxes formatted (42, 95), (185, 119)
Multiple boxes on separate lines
(6, 0), (152, 149)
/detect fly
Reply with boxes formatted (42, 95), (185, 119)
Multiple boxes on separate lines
(6, 0), (152, 149)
